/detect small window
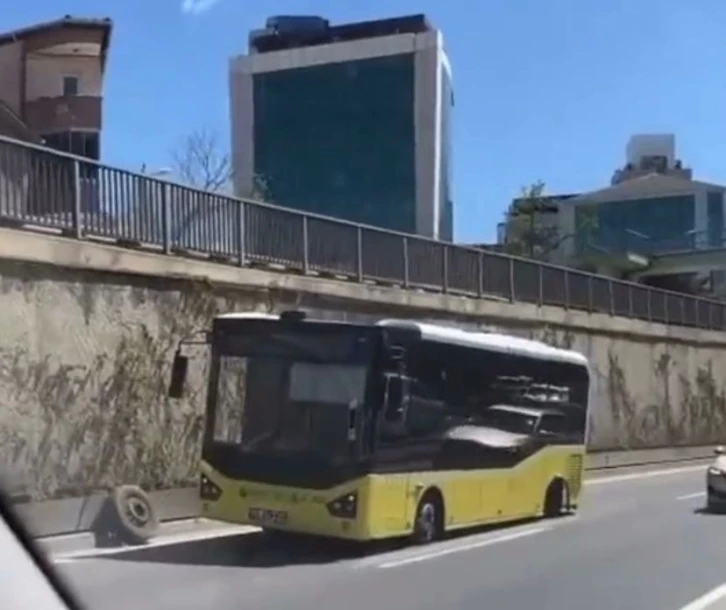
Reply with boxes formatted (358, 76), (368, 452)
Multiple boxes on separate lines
(62, 76), (79, 96)
(539, 414), (567, 436)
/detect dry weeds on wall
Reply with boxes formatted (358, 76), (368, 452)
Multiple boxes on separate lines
(535, 325), (726, 450)
(0, 278), (267, 501)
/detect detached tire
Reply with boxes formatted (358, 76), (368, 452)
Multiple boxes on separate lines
(543, 479), (569, 518)
(111, 485), (159, 545)
(412, 492), (444, 545)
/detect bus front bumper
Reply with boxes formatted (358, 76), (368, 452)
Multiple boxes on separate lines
(199, 471), (369, 540)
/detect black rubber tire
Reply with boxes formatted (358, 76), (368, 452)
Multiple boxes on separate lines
(412, 492), (444, 545)
(110, 485), (159, 545)
(543, 479), (569, 518)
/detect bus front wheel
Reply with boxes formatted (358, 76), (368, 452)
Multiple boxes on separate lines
(412, 490), (444, 545)
(543, 479), (570, 518)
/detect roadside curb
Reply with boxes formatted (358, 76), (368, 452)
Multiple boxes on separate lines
(586, 445), (715, 470)
(44, 520), (260, 561)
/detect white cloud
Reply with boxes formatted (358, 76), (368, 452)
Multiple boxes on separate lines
(181, 0), (225, 15)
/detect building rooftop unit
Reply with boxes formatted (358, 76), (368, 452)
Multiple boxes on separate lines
(611, 133), (692, 185)
(248, 13), (434, 54)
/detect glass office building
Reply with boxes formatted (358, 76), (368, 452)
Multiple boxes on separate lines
(230, 15), (453, 241)
(571, 184), (726, 257)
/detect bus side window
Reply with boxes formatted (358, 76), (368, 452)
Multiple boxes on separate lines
(538, 414), (566, 438)
(407, 380), (446, 438)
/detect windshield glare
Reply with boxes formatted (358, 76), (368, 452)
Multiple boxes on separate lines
(211, 329), (373, 459)
(289, 362), (367, 405)
(480, 410), (539, 434)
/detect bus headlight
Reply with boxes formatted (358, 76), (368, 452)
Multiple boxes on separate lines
(200, 474), (223, 501)
(326, 491), (358, 519)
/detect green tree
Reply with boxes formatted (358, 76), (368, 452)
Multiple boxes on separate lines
(502, 181), (597, 261)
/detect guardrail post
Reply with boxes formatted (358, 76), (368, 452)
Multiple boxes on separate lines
(477, 250), (484, 297)
(302, 215), (309, 274)
(72, 159), (82, 239)
(403, 237), (410, 289)
(508, 258), (515, 302)
(162, 183), (171, 255)
(356, 226), (363, 282)
(628, 285), (634, 318)
(442, 245), (449, 294)
(695, 297), (700, 327)
(537, 264), (544, 305)
(587, 276), (593, 312)
(646, 287), (652, 322)
(238, 200), (246, 266)
(608, 279), (615, 315)
(564, 269), (570, 310)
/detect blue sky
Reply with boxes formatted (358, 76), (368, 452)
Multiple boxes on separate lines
(9, 0), (726, 242)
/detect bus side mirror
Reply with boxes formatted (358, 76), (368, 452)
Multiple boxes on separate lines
(168, 350), (189, 399)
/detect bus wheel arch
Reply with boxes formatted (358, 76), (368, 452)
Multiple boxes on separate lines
(543, 477), (570, 518)
(412, 487), (445, 545)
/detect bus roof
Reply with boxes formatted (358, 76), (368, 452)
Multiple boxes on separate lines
(376, 320), (588, 366)
(213, 313), (588, 367)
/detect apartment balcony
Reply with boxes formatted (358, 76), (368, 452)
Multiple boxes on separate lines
(23, 95), (101, 134)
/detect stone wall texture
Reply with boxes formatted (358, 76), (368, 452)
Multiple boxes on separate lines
(2, 258), (726, 500)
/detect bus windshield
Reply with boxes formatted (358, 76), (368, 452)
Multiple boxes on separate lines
(210, 326), (376, 461)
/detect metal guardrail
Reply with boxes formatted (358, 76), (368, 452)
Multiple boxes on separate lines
(1, 134), (725, 331)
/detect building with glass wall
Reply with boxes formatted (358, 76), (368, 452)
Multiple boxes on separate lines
(559, 173), (726, 294)
(229, 14), (453, 241)
(562, 177), (725, 261)
(497, 134), (726, 294)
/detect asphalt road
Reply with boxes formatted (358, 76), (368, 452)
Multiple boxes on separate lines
(51, 464), (726, 610)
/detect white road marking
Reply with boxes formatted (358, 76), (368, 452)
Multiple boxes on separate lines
(51, 524), (259, 563)
(677, 583), (726, 610)
(677, 492), (706, 501)
(587, 464), (705, 486)
(376, 526), (549, 569)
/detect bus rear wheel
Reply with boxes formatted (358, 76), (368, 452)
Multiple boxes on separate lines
(543, 479), (570, 518)
(412, 491), (444, 545)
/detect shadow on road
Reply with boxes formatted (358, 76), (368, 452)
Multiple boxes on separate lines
(99, 517), (545, 568)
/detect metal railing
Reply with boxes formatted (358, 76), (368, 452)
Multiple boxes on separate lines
(1, 133), (725, 331)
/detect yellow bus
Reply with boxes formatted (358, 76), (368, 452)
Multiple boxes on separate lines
(169, 311), (591, 545)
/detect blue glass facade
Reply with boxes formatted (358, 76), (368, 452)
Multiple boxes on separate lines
(707, 192), (724, 248)
(437, 64), (453, 242)
(575, 195), (696, 255)
(252, 54), (417, 234)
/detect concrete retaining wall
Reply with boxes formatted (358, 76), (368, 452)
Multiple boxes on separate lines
(1, 229), (726, 502)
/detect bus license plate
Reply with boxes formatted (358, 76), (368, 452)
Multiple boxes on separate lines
(248, 507), (288, 525)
